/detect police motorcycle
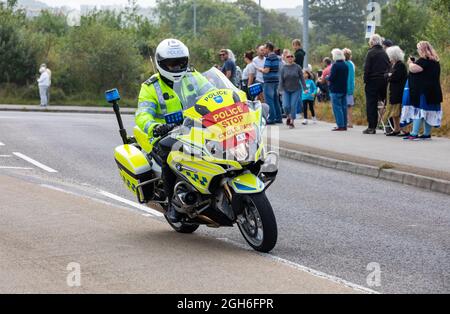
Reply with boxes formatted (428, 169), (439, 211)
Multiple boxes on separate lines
(106, 68), (279, 253)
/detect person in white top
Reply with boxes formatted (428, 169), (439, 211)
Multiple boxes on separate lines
(37, 64), (51, 107)
(252, 45), (266, 84)
(252, 45), (266, 101)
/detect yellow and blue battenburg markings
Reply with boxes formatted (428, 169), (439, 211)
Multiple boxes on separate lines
(184, 171), (208, 186)
(120, 171), (137, 193)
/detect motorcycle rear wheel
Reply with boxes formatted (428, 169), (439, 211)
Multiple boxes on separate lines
(237, 193), (278, 253)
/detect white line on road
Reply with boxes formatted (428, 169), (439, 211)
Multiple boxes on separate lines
(0, 166), (33, 170)
(0, 142), (4, 146)
(12, 152), (58, 173)
(98, 190), (164, 217)
(0, 155), (12, 157)
(216, 237), (380, 294)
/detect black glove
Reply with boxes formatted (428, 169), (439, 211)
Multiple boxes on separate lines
(153, 124), (174, 138)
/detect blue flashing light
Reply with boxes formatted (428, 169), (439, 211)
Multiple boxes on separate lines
(105, 88), (121, 103)
(248, 83), (263, 98)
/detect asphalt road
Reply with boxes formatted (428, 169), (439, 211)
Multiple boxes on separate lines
(0, 111), (449, 293)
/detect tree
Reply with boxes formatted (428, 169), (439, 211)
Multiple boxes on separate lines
(309, 0), (369, 44)
(0, 4), (37, 84)
(378, 0), (429, 54)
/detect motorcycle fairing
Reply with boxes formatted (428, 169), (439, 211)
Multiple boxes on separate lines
(229, 173), (265, 194)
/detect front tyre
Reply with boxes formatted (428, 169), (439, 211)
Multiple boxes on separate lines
(237, 193), (278, 253)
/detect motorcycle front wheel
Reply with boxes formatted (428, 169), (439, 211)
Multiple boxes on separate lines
(237, 193), (278, 253)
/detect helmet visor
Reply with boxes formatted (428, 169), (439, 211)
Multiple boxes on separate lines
(159, 57), (189, 73)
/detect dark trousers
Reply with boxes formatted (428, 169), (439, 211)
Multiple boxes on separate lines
(365, 79), (387, 129)
(303, 100), (315, 119)
(157, 136), (178, 200)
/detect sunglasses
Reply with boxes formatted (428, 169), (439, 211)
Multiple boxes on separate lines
(219, 53), (226, 56)
(286, 55), (294, 58)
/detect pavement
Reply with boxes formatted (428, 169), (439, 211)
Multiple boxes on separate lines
(0, 174), (360, 294)
(1, 111), (449, 293)
(1, 104), (449, 194)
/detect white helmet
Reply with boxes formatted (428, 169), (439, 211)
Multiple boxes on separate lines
(155, 39), (189, 83)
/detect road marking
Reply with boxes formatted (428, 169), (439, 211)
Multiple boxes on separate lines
(0, 142), (4, 146)
(0, 166), (33, 170)
(12, 152), (58, 173)
(216, 237), (380, 294)
(41, 180), (376, 293)
(98, 190), (164, 217)
(0, 155), (12, 157)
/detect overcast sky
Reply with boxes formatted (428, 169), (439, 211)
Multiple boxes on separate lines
(39, 0), (301, 9)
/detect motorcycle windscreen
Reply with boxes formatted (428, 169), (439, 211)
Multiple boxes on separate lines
(201, 102), (261, 163)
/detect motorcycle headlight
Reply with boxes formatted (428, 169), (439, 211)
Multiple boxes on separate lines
(228, 142), (249, 162)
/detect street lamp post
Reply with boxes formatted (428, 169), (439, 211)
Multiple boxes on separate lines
(258, 0), (262, 36)
(193, 0), (197, 37)
(302, 0), (309, 68)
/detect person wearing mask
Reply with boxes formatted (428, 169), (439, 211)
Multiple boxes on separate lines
(384, 46), (408, 136)
(241, 51), (256, 100)
(343, 48), (355, 128)
(363, 34), (390, 134)
(328, 49), (349, 131)
(292, 39), (306, 69)
(402, 41), (443, 141)
(256, 42), (282, 124)
(301, 70), (317, 125)
(219, 49), (237, 86)
(279, 50), (307, 129)
(37, 64), (50, 107)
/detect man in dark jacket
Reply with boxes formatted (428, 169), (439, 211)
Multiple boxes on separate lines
(363, 34), (391, 134)
(292, 39), (306, 69)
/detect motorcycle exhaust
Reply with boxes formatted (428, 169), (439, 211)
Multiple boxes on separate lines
(197, 215), (220, 228)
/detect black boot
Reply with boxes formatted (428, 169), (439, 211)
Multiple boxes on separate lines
(166, 204), (182, 223)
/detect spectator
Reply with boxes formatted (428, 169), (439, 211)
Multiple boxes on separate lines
(317, 57), (332, 102)
(402, 41), (443, 141)
(328, 49), (349, 131)
(384, 46), (408, 136)
(241, 51), (256, 100)
(282, 49), (290, 64)
(301, 70), (317, 125)
(37, 64), (50, 107)
(227, 49), (242, 88)
(219, 49), (237, 86)
(279, 50), (307, 129)
(292, 39), (306, 69)
(256, 42), (282, 124)
(43, 64), (52, 105)
(382, 39), (394, 51)
(252, 45), (266, 101)
(343, 48), (355, 128)
(363, 34), (390, 134)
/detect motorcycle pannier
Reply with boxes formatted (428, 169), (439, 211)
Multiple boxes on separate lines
(114, 144), (154, 201)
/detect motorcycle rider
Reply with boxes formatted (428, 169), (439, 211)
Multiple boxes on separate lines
(136, 38), (214, 223)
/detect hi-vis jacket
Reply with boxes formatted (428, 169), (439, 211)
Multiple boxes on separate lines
(136, 71), (213, 139)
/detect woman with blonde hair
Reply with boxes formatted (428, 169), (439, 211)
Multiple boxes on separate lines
(401, 41), (443, 140)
